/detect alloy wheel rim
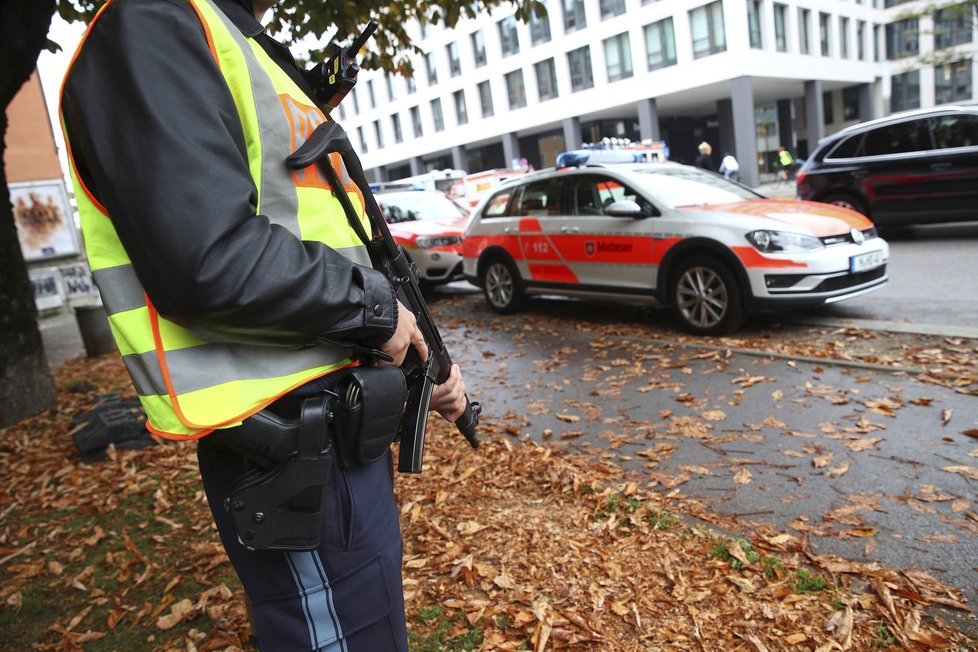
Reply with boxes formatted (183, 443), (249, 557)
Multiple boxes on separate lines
(676, 266), (728, 328)
(486, 264), (513, 307)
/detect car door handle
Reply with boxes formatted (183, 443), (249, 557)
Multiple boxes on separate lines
(504, 227), (518, 234)
(560, 226), (580, 233)
(851, 170), (868, 179)
(930, 162), (953, 171)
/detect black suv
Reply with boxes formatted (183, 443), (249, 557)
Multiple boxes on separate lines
(796, 106), (978, 227)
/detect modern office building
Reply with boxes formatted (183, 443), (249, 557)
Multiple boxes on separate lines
(338, 0), (977, 187)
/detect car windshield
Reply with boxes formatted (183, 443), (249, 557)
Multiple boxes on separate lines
(628, 167), (761, 208)
(378, 191), (469, 223)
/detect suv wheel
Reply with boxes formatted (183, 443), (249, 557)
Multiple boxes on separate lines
(481, 257), (524, 314)
(671, 256), (746, 335)
(822, 193), (867, 216)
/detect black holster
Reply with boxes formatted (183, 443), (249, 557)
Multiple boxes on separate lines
(332, 365), (407, 469)
(225, 395), (334, 551)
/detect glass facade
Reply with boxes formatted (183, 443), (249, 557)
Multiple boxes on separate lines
(535, 58), (559, 101)
(506, 69), (528, 108)
(644, 18), (677, 70)
(499, 16), (520, 56)
(604, 33), (634, 82)
(568, 46), (595, 90)
(886, 19), (919, 59)
(563, 0), (587, 33)
(478, 80), (494, 118)
(471, 30), (487, 67)
(935, 60), (973, 104)
(891, 70), (921, 112)
(690, 2), (727, 58)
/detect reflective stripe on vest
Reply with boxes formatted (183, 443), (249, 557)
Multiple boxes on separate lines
(61, 0), (376, 438)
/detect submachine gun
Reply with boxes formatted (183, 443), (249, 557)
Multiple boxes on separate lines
(291, 23), (481, 474)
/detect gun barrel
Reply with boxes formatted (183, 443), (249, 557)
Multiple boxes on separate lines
(348, 21), (378, 57)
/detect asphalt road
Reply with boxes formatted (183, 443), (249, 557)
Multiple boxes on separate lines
(429, 291), (978, 637)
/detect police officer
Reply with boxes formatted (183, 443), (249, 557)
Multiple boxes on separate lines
(60, 0), (466, 650)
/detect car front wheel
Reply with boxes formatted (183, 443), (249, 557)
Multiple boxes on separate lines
(481, 257), (524, 314)
(822, 193), (867, 217)
(671, 256), (746, 335)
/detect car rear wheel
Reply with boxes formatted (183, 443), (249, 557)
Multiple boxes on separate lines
(671, 256), (746, 336)
(822, 193), (867, 217)
(481, 257), (524, 314)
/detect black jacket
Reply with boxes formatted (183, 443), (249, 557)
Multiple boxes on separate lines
(60, 0), (396, 347)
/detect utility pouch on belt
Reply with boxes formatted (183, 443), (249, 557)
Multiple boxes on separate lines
(332, 365), (408, 469)
(225, 395), (334, 551)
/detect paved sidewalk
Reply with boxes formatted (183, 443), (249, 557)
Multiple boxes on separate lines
(38, 308), (85, 370)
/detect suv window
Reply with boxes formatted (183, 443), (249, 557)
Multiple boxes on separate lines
(515, 179), (564, 216)
(483, 188), (517, 218)
(826, 133), (863, 159)
(862, 119), (934, 156)
(932, 113), (978, 149)
(569, 175), (653, 216)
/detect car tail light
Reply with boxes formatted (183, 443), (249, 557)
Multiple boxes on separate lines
(795, 170), (808, 187)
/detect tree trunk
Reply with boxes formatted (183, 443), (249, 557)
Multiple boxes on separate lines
(1, 0), (59, 428)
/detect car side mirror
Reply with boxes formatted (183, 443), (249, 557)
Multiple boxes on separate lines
(604, 199), (644, 218)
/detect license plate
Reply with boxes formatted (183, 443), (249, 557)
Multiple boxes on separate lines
(850, 250), (884, 273)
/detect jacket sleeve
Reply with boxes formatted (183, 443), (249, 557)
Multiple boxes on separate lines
(60, 0), (396, 347)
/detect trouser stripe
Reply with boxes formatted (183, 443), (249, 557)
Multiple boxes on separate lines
(286, 551), (345, 651)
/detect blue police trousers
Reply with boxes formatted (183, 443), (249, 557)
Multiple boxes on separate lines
(198, 435), (408, 652)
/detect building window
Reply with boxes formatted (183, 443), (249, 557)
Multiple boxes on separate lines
(690, 2), (726, 58)
(454, 90), (468, 125)
(505, 69), (527, 109)
(798, 8), (810, 54)
(530, 2), (552, 44)
(351, 87), (360, 113)
(891, 70), (920, 112)
(774, 4), (788, 52)
(431, 98), (444, 131)
(357, 126), (367, 152)
(337, 103), (346, 121)
(567, 46), (595, 91)
(935, 59), (973, 104)
(748, 0), (763, 49)
(886, 19), (919, 59)
(499, 15), (520, 56)
(478, 80), (494, 118)
(843, 86), (859, 120)
(839, 17), (849, 58)
(407, 75), (417, 94)
(934, 5), (974, 49)
(535, 58), (559, 101)
(447, 42), (461, 76)
(874, 24), (882, 61)
(425, 52), (438, 85)
(819, 12), (830, 56)
(410, 106), (423, 138)
(603, 33), (633, 82)
(373, 120), (384, 148)
(385, 75), (395, 101)
(471, 30), (487, 67)
(391, 114), (403, 143)
(563, 0), (587, 33)
(857, 21), (866, 60)
(367, 79), (376, 108)
(823, 90), (834, 124)
(644, 17), (677, 70)
(600, 0), (626, 20)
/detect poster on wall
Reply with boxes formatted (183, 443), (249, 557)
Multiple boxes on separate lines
(9, 180), (79, 261)
(29, 269), (65, 311)
(59, 265), (99, 301)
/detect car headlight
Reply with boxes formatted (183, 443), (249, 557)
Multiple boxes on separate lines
(415, 236), (461, 249)
(746, 230), (823, 252)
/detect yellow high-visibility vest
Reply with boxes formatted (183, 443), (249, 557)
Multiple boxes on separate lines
(61, 0), (374, 438)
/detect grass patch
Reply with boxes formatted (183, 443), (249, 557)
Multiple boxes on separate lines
(408, 604), (485, 652)
(790, 568), (829, 593)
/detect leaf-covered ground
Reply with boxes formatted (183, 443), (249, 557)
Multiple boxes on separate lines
(1, 345), (975, 651)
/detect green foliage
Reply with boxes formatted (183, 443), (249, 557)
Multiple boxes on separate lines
(790, 568), (828, 593)
(409, 605), (485, 652)
(54, 0), (547, 77)
(647, 509), (678, 531)
(874, 622), (899, 648)
(762, 555), (784, 580)
(708, 538), (760, 571)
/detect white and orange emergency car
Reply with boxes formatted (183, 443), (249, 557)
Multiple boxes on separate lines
(376, 188), (471, 288)
(461, 162), (889, 335)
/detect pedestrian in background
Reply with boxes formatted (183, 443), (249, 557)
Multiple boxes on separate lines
(694, 141), (713, 170)
(719, 152), (740, 181)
